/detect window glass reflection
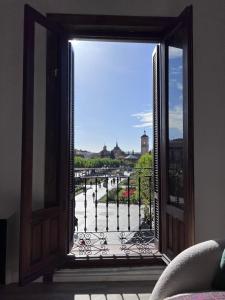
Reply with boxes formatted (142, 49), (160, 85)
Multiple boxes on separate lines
(168, 46), (184, 208)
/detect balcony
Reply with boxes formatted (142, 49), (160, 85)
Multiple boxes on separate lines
(70, 167), (160, 259)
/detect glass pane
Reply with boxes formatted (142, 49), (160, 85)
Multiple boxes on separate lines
(32, 23), (47, 211)
(168, 46), (184, 208)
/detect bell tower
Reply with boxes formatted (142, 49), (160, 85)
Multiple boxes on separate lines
(141, 130), (149, 154)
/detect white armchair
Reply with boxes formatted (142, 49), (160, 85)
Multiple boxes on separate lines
(150, 239), (225, 300)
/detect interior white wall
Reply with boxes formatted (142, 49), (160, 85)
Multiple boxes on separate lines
(0, 0), (225, 283)
(188, 0), (225, 242)
(160, 0), (225, 239)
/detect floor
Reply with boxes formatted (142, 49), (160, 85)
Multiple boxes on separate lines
(53, 266), (164, 282)
(0, 281), (154, 300)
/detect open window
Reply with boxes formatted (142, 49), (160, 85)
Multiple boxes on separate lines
(20, 4), (193, 284)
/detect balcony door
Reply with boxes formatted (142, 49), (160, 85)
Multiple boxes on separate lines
(19, 5), (74, 285)
(159, 7), (194, 259)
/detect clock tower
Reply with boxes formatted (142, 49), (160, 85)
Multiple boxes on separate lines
(141, 130), (149, 154)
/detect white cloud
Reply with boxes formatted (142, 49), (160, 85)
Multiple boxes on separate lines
(169, 47), (183, 59)
(169, 78), (183, 91)
(132, 111), (153, 128)
(169, 105), (183, 132)
(132, 105), (183, 132)
(176, 82), (183, 91)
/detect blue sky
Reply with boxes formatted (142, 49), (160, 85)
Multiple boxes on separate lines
(71, 40), (183, 152)
(168, 46), (183, 140)
(71, 40), (156, 153)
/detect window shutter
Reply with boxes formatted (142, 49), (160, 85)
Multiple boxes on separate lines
(20, 4), (69, 285)
(68, 42), (75, 251)
(152, 45), (160, 244)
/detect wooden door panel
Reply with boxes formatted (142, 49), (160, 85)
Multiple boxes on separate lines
(49, 217), (60, 254)
(165, 214), (185, 257)
(31, 213), (60, 259)
(31, 223), (43, 264)
(20, 5), (69, 285)
(22, 208), (62, 281)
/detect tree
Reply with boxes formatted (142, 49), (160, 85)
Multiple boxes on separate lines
(74, 156), (123, 168)
(135, 153), (153, 223)
(135, 153), (152, 170)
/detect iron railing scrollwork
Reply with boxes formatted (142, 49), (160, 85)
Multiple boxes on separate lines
(71, 167), (162, 257)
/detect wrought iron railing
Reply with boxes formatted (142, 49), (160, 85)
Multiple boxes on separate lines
(71, 168), (159, 257)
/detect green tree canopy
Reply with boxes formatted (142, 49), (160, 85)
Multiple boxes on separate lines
(74, 156), (123, 168)
(135, 153), (153, 222)
(135, 152), (152, 171)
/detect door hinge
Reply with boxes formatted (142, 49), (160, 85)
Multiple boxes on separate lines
(54, 68), (58, 78)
